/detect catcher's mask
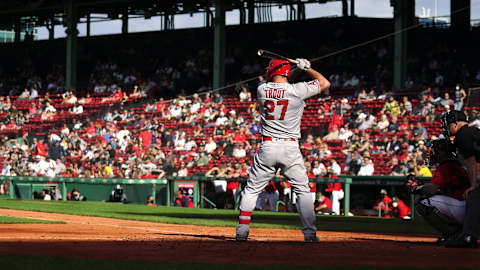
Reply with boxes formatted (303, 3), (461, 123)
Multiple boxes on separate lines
(426, 139), (456, 166)
(441, 110), (468, 137)
(266, 59), (291, 81)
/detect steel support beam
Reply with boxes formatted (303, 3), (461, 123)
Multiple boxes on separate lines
(14, 17), (21, 43)
(393, 0), (414, 89)
(122, 9), (128, 34)
(350, 0), (355, 17)
(247, 0), (255, 24)
(86, 13), (91, 36)
(65, 0), (78, 90)
(451, 0), (470, 32)
(213, 1), (226, 91)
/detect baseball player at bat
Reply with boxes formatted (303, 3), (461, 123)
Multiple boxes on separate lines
(236, 57), (330, 242)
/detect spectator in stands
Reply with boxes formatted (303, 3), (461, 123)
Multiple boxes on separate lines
(70, 102), (83, 115)
(196, 151), (209, 167)
(323, 125), (340, 141)
(454, 84), (467, 110)
(328, 159), (341, 175)
(312, 160), (326, 177)
(63, 91), (77, 105)
(380, 96), (400, 116)
(387, 116), (399, 132)
(413, 122), (428, 141)
(439, 92), (453, 108)
(18, 88), (30, 100)
(377, 115), (390, 131)
(401, 96), (413, 115)
(239, 87), (250, 101)
(205, 137), (217, 153)
(357, 157), (374, 176)
(338, 123), (353, 141)
(29, 88), (38, 100)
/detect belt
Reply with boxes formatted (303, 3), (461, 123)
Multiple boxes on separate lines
(263, 136), (296, 142)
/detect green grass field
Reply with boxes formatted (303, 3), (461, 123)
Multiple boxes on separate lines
(0, 199), (435, 234)
(0, 215), (64, 224)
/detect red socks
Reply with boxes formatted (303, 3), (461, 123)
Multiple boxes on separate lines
(239, 211), (252, 225)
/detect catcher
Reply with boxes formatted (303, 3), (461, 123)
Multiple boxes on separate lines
(405, 139), (470, 244)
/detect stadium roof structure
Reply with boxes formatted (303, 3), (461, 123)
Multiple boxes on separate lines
(0, 0), (347, 28)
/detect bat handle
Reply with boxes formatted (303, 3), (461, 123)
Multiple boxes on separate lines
(287, 58), (299, 65)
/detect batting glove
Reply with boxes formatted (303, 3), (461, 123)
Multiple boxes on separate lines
(296, 58), (311, 71)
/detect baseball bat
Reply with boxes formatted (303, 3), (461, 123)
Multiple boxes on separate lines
(257, 49), (299, 64)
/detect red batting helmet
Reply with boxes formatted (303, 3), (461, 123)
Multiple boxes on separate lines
(266, 59), (291, 80)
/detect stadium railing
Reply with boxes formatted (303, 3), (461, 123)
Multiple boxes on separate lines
(1, 175), (433, 219)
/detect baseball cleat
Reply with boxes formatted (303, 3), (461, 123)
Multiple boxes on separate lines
(304, 236), (319, 243)
(235, 234), (248, 242)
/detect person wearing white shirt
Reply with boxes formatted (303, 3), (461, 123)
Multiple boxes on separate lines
(312, 160), (326, 176)
(170, 105), (182, 118)
(215, 113), (229, 126)
(205, 138), (217, 153)
(184, 139), (197, 152)
(29, 88), (38, 99)
(338, 125), (353, 141)
(232, 143), (247, 158)
(174, 134), (186, 151)
(44, 102), (57, 113)
(328, 159), (341, 175)
(357, 158), (375, 176)
(71, 103), (83, 114)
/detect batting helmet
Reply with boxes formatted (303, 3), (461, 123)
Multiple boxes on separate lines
(266, 59), (291, 80)
(441, 110), (468, 136)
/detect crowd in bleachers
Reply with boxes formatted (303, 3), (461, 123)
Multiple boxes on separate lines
(0, 80), (478, 184)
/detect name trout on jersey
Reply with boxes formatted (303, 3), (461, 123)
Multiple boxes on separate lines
(264, 89), (286, 99)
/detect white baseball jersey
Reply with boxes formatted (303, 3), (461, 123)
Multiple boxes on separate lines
(257, 80), (321, 139)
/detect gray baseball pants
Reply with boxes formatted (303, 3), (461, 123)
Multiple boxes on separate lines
(239, 139), (317, 236)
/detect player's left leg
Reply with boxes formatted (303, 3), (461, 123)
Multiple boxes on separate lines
(417, 195), (465, 244)
(282, 142), (317, 242)
(236, 142), (276, 241)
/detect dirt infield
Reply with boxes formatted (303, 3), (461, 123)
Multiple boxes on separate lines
(0, 209), (478, 268)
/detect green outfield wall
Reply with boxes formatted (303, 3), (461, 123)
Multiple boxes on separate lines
(0, 175), (433, 218)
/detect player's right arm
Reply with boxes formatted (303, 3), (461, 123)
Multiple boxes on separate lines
(305, 68), (330, 93)
(293, 58), (330, 100)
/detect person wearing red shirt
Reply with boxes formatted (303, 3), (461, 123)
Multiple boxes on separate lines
(391, 197), (410, 219)
(36, 139), (47, 157)
(174, 190), (194, 208)
(373, 189), (393, 216)
(325, 170), (344, 215)
(139, 128), (152, 148)
(406, 139), (470, 244)
(314, 192), (332, 214)
(233, 127), (247, 143)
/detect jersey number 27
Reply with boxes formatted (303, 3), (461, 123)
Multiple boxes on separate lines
(264, 100), (289, 120)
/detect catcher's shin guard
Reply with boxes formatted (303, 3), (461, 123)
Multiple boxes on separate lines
(416, 200), (462, 235)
